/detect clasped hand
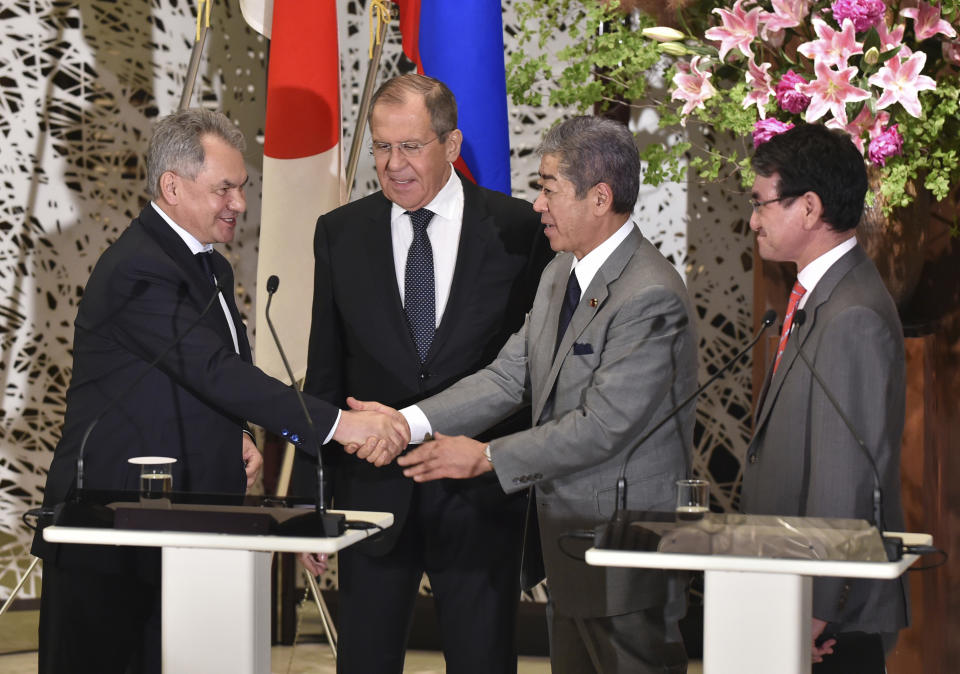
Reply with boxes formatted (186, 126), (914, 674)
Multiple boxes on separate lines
(333, 396), (410, 467)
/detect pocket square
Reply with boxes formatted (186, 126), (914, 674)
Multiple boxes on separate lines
(573, 342), (593, 355)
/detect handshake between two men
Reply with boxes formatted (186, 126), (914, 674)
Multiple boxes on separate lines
(300, 397), (487, 577)
(335, 397), (488, 481)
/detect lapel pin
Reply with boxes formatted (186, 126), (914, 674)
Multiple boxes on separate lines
(589, 298), (598, 308)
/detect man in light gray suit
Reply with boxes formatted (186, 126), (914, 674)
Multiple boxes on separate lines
(363, 115), (697, 673)
(740, 124), (908, 673)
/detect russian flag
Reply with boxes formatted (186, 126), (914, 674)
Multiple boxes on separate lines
(393, 0), (512, 195)
(242, 0), (343, 381)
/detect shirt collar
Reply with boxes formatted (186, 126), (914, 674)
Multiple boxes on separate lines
(390, 165), (462, 224)
(797, 235), (857, 300)
(151, 201), (213, 255)
(568, 220), (636, 296)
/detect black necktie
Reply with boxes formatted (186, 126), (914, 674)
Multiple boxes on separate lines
(555, 269), (581, 355)
(404, 208), (435, 362)
(196, 250), (217, 288)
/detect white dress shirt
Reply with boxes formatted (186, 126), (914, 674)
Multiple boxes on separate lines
(796, 236), (858, 311)
(565, 219), (635, 299)
(390, 166), (464, 326)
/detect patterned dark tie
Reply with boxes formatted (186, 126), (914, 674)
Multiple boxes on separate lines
(554, 269), (581, 355)
(196, 250), (217, 288)
(404, 208), (436, 363)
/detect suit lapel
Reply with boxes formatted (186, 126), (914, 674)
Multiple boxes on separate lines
(138, 205), (248, 360)
(210, 254), (252, 362)
(429, 178), (492, 363)
(753, 245), (865, 430)
(529, 259), (570, 419)
(531, 228), (641, 421)
(359, 196), (422, 363)
(139, 205), (212, 302)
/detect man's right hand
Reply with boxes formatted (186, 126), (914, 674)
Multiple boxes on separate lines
(332, 397), (410, 466)
(299, 552), (328, 576)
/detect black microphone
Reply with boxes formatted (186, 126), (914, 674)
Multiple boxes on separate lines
(791, 309), (887, 536)
(614, 309), (778, 512)
(264, 274), (345, 537)
(75, 280), (224, 491)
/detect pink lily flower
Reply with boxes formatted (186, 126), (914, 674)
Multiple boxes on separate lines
(876, 20), (906, 52)
(705, 0), (764, 61)
(800, 59), (870, 125)
(797, 17), (863, 68)
(826, 106), (890, 152)
(868, 50), (937, 118)
(744, 57), (776, 117)
(753, 118), (795, 147)
(901, 1), (957, 41)
(761, 0), (813, 35)
(672, 57), (719, 118)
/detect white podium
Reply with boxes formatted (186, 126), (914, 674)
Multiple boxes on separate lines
(586, 520), (929, 674)
(44, 508), (392, 674)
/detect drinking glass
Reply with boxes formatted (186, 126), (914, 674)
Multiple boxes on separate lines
(675, 479), (710, 518)
(129, 456), (176, 498)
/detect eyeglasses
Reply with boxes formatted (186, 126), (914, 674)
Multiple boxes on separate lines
(370, 137), (441, 157)
(748, 195), (797, 212)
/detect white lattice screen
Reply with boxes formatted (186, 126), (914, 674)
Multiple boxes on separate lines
(0, 0), (753, 601)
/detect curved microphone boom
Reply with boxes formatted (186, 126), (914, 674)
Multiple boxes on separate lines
(614, 309), (777, 511)
(264, 274), (345, 536)
(791, 309), (886, 534)
(76, 281), (224, 491)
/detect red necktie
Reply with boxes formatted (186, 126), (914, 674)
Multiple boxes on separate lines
(773, 280), (806, 374)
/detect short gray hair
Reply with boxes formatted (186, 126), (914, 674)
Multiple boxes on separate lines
(537, 116), (640, 214)
(368, 73), (458, 140)
(146, 109), (246, 199)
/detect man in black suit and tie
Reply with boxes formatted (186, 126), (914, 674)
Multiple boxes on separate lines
(741, 124), (908, 672)
(33, 108), (407, 674)
(293, 74), (551, 673)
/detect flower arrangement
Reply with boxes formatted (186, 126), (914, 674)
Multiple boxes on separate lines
(506, 0), (960, 213)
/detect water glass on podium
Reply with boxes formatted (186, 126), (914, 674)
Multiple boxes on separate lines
(129, 456), (176, 498)
(676, 479), (710, 519)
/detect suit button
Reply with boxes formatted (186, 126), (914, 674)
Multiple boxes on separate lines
(748, 454), (758, 464)
(419, 371), (430, 381)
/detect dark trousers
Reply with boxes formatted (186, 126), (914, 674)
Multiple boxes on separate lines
(335, 481), (524, 674)
(38, 560), (161, 674)
(813, 631), (893, 674)
(547, 601), (688, 674)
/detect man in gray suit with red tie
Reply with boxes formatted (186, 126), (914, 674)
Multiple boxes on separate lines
(740, 124), (908, 673)
(378, 115), (697, 673)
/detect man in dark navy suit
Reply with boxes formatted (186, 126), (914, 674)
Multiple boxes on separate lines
(294, 74), (551, 673)
(33, 108), (407, 674)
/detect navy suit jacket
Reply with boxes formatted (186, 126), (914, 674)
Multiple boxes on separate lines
(298, 176), (552, 554)
(34, 204), (338, 566)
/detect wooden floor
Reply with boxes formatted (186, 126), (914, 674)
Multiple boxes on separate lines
(0, 607), (703, 673)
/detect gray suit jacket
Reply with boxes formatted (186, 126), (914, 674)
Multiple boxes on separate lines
(419, 226), (698, 617)
(742, 244), (909, 634)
